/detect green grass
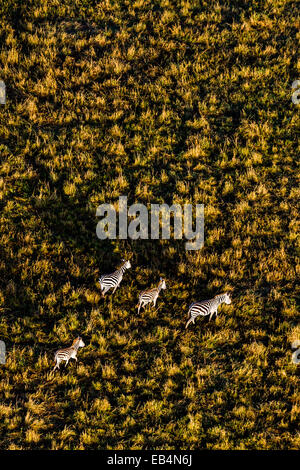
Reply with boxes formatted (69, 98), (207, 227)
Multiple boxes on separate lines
(0, 0), (299, 450)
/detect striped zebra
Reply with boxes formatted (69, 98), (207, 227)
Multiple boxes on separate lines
(53, 337), (85, 371)
(99, 259), (131, 296)
(137, 278), (166, 314)
(185, 292), (232, 329)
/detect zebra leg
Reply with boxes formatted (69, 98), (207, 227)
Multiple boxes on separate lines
(53, 358), (60, 372)
(185, 317), (193, 329)
(102, 286), (110, 296)
(137, 303), (141, 314)
(209, 311), (216, 321)
(113, 279), (122, 294)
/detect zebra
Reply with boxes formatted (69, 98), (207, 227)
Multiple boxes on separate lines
(99, 259), (131, 296)
(53, 337), (85, 371)
(291, 340), (300, 365)
(137, 278), (166, 314)
(185, 292), (232, 329)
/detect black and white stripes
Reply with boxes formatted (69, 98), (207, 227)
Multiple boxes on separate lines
(185, 292), (232, 329)
(99, 259), (131, 296)
(53, 337), (85, 371)
(51, 257), (233, 372)
(137, 278), (166, 314)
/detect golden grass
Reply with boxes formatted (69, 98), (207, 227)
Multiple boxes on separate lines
(0, 0), (299, 450)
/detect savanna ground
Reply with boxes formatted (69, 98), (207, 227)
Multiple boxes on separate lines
(0, 0), (299, 450)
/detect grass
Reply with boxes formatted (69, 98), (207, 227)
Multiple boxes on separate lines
(0, 0), (299, 450)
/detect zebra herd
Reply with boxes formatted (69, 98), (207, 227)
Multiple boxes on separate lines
(53, 259), (232, 371)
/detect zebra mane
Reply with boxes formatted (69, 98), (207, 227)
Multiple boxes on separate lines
(119, 261), (128, 271)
